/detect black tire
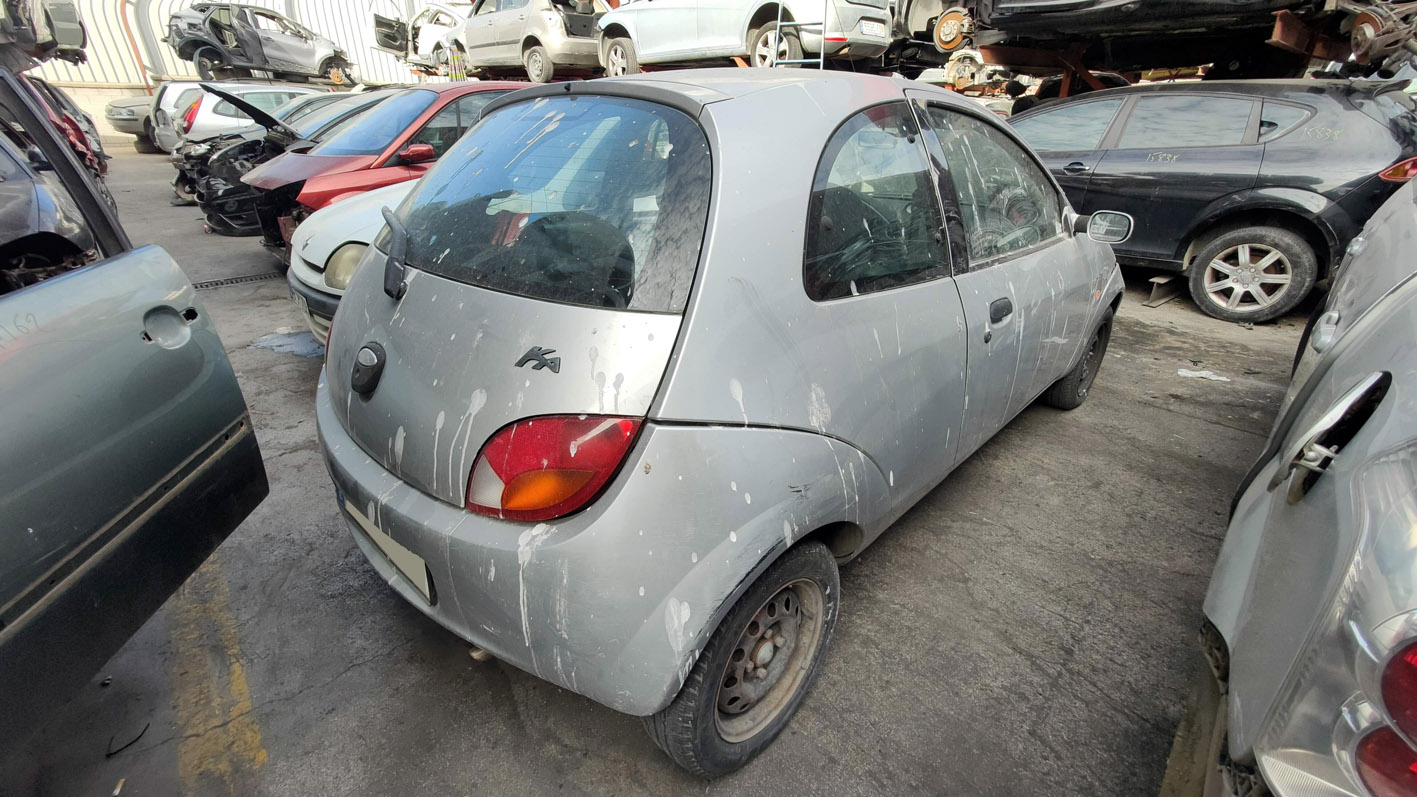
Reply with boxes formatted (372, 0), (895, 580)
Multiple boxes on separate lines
(750, 22), (803, 68)
(1186, 225), (1316, 323)
(132, 127), (161, 154)
(604, 37), (639, 76)
(193, 46), (221, 80)
(1044, 310), (1113, 410)
(523, 44), (554, 83)
(643, 542), (839, 778)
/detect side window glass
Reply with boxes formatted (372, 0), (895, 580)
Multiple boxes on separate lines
(1117, 95), (1255, 149)
(455, 91), (501, 128)
(474, 0), (499, 15)
(804, 102), (948, 301)
(1010, 99), (1123, 153)
(1259, 101), (1310, 142)
(408, 103), (461, 157)
(923, 104), (1064, 265)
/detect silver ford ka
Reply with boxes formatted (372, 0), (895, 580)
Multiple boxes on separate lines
(317, 69), (1133, 776)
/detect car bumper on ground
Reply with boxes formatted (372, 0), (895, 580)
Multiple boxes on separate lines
(288, 253), (339, 339)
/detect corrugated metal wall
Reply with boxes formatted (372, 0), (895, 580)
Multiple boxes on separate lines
(32, 0), (427, 88)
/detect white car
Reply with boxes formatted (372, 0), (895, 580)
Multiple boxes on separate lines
(287, 181), (415, 339)
(596, 0), (890, 75)
(152, 80), (323, 151)
(372, 3), (470, 72)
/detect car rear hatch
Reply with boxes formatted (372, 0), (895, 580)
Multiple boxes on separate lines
(325, 93), (713, 510)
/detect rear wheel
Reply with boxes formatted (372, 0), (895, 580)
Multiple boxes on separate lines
(643, 542), (839, 777)
(1044, 311), (1112, 410)
(133, 121), (160, 154)
(750, 22), (802, 67)
(1187, 225), (1316, 323)
(523, 44), (553, 83)
(193, 46), (221, 80)
(605, 37), (639, 76)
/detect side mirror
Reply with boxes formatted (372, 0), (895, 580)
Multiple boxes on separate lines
(1082, 211), (1134, 245)
(397, 143), (436, 164)
(25, 146), (52, 171)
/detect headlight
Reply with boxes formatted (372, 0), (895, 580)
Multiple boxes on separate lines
(323, 243), (368, 291)
(109, 107), (136, 118)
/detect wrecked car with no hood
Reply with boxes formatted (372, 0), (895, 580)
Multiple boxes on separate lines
(184, 87), (396, 236)
(318, 69), (1135, 776)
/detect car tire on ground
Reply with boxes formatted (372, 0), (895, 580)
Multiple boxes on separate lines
(1187, 225), (1317, 323)
(133, 124), (160, 154)
(750, 22), (802, 67)
(643, 542), (839, 778)
(1044, 310), (1113, 410)
(605, 37), (640, 76)
(524, 44), (553, 83)
(193, 46), (222, 80)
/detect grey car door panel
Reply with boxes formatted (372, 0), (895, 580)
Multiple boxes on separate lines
(629, 0), (702, 61)
(463, 0), (505, 63)
(495, 0), (530, 62)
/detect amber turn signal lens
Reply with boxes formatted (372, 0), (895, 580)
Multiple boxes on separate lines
(502, 470), (594, 511)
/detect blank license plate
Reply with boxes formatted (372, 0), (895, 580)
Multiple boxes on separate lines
(860, 20), (887, 37)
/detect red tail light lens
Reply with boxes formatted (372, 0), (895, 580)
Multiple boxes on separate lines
(1379, 157), (1417, 182)
(465, 415), (641, 522)
(1383, 641), (1417, 741)
(181, 99), (200, 133)
(1356, 727), (1417, 797)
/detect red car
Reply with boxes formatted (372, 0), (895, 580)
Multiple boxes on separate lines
(242, 81), (520, 262)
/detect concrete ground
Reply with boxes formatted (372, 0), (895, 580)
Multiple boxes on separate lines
(2, 152), (1307, 796)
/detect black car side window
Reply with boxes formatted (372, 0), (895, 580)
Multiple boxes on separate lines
(803, 102), (949, 302)
(920, 104), (1064, 268)
(1010, 99), (1123, 153)
(1116, 95), (1257, 149)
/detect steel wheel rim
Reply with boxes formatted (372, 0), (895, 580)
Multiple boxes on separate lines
(753, 30), (789, 66)
(528, 51), (544, 80)
(714, 578), (825, 744)
(608, 46), (626, 75)
(1076, 324), (1106, 399)
(1203, 243), (1293, 315)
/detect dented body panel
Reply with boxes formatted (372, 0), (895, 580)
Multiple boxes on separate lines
(318, 70), (1123, 717)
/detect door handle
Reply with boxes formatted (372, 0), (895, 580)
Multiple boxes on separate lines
(989, 297), (1013, 324)
(1062, 162), (1090, 175)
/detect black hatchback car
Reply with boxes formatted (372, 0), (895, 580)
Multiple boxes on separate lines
(1011, 80), (1417, 322)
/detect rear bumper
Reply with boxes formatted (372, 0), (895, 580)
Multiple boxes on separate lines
(545, 33), (601, 67)
(0, 418), (267, 744)
(811, 5), (891, 59)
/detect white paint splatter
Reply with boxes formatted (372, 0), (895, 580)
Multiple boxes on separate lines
(517, 523), (554, 647)
(730, 481), (737, 492)
(730, 531), (738, 543)
(889, 470), (895, 487)
(744, 493), (752, 505)
(665, 597), (691, 655)
(783, 519), (793, 545)
(872, 328), (884, 357)
(729, 378), (747, 424)
(808, 383), (831, 432)
(393, 426), (406, 471)
(488, 560), (495, 581)
(691, 552), (698, 563)
(638, 586), (645, 596)
(432, 411), (446, 486)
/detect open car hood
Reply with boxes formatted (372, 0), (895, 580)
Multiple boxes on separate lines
(198, 84), (301, 139)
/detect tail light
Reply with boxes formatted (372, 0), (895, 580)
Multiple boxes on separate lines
(1356, 727), (1417, 797)
(181, 98), (200, 133)
(1383, 641), (1417, 741)
(466, 415), (641, 522)
(1379, 157), (1417, 182)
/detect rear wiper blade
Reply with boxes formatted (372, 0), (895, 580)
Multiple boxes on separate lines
(381, 205), (408, 300)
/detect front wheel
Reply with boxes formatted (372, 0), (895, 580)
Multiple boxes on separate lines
(604, 37), (639, 76)
(193, 46), (221, 80)
(523, 44), (553, 83)
(643, 542), (839, 777)
(1044, 310), (1113, 410)
(750, 22), (802, 68)
(1187, 225), (1316, 323)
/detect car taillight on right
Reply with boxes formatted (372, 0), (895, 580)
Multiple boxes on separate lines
(466, 415), (641, 522)
(1379, 157), (1417, 182)
(1357, 726), (1417, 797)
(181, 99), (200, 134)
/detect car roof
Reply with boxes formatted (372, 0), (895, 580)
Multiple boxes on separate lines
(416, 80), (527, 96)
(1050, 78), (1390, 101)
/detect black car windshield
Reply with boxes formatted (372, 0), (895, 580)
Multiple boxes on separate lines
(309, 89), (437, 156)
(387, 95), (712, 313)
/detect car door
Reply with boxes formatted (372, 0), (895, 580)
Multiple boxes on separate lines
(629, 0), (701, 60)
(696, 0), (749, 54)
(0, 70), (268, 744)
(1083, 93), (1263, 263)
(493, 0), (530, 62)
(800, 100), (966, 505)
(915, 95), (1093, 442)
(462, 0), (503, 64)
(249, 8), (311, 72)
(226, 5), (267, 67)
(1008, 96), (1126, 210)
(416, 9), (460, 59)
(373, 11), (411, 56)
(402, 91), (507, 160)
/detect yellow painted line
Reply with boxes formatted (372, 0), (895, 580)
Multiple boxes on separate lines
(170, 559), (268, 794)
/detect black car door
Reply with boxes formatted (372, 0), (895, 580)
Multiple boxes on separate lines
(1082, 93), (1264, 264)
(0, 69), (268, 743)
(1009, 96), (1126, 210)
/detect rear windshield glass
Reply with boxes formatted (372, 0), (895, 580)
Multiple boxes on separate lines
(389, 95), (712, 313)
(310, 89), (437, 156)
